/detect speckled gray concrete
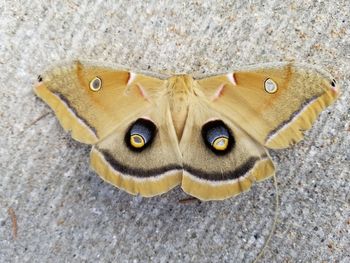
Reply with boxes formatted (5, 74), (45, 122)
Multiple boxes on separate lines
(0, 1), (349, 262)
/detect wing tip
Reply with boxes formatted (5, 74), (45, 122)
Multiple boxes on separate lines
(33, 82), (99, 144)
(265, 87), (339, 149)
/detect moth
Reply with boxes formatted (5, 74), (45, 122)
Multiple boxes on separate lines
(34, 61), (339, 201)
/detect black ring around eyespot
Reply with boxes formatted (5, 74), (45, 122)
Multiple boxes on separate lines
(125, 118), (157, 152)
(201, 120), (235, 155)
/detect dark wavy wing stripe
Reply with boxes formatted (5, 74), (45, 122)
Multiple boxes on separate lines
(183, 156), (261, 181)
(265, 95), (319, 143)
(98, 149), (182, 177)
(53, 91), (98, 137)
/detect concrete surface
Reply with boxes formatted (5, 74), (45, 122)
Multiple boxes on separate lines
(0, 1), (349, 262)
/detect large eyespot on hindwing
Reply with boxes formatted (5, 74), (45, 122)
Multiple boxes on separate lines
(201, 120), (235, 155)
(125, 118), (157, 152)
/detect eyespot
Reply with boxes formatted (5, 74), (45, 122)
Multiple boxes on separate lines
(130, 134), (145, 148)
(264, 78), (278, 94)
(125, 119), (157, 152)
(201, 120), (234, 155)
(89, 76), (102, 91)
(212, 137), (229, 151)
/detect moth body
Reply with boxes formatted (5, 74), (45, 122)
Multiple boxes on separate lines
(166, 75), (194, 140)
(34, 61), (339, 200)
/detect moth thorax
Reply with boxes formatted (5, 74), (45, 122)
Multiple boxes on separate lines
(168, 76), (192, 140)
(170, 94), (189, 141)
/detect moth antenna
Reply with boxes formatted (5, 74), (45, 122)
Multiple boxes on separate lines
(7, 207), (18, 240)
(18, 112), (51, 135)
(253, 174), (279, 263)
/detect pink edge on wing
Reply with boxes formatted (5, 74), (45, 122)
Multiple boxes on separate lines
(226, 72), (237, 85)
(137, 84), (149, 101)
(212, 84), (225, 101)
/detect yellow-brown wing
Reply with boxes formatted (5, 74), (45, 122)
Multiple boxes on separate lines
(180, 99), (275, 201)
(90, 99), (182, 197)
(34, 61), (182, 196)
(196, 63), (339, 149)
(34, 61), (166, 144)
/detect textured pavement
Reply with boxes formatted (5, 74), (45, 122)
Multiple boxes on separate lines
(0, 1), (349, 262)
